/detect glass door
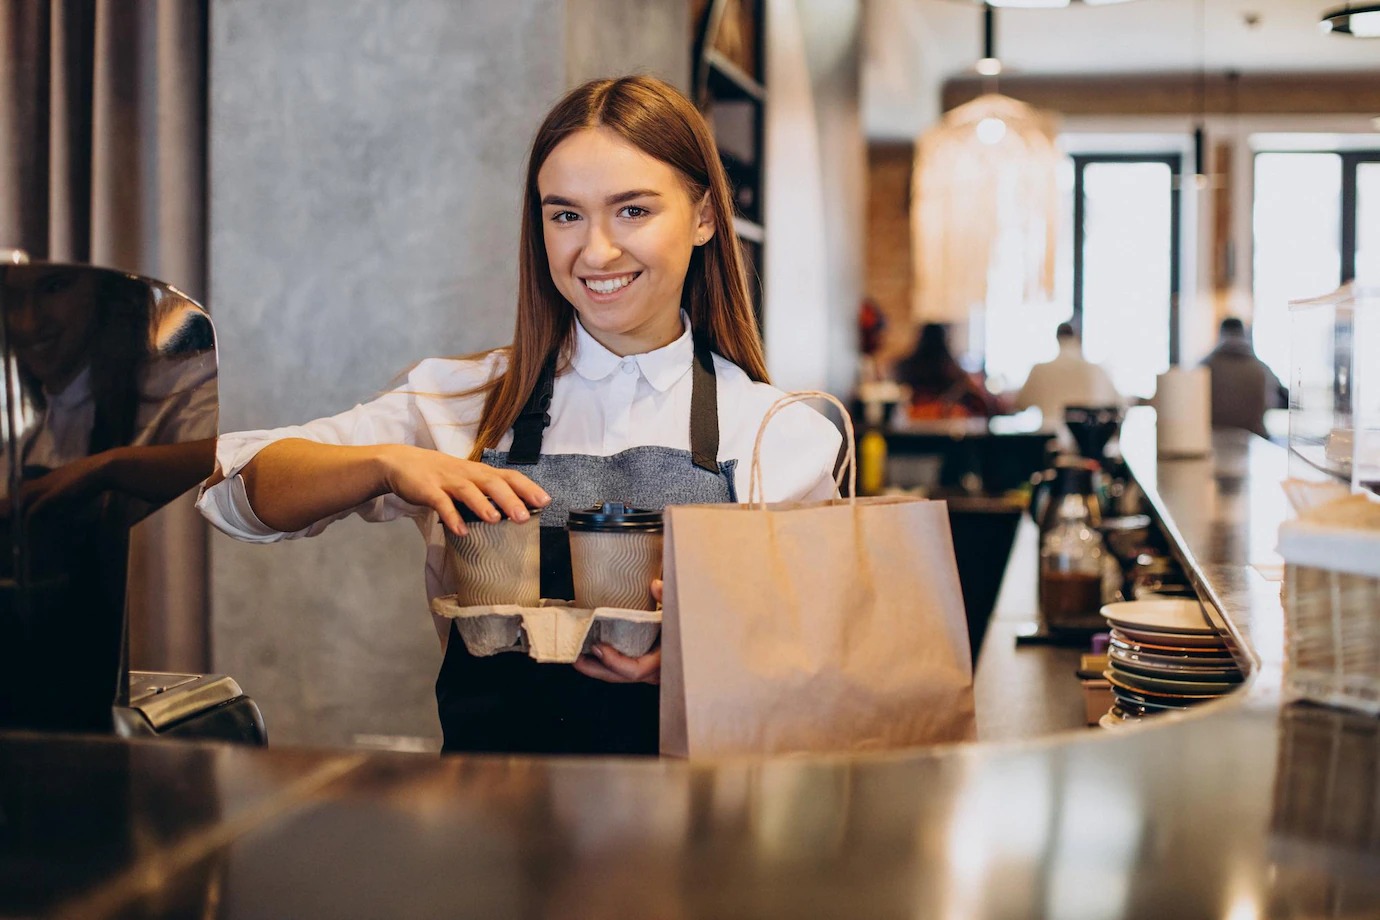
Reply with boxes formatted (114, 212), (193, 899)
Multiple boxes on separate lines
(1072, 155), (1182, 399)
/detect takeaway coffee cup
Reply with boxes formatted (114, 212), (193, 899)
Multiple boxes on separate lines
(567, 502), (663, 610)
(445, 502), (542, 607)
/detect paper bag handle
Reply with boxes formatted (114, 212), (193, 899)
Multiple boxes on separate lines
(748, 390), (856, 508)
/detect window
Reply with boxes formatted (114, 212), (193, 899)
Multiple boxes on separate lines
(1073, 155), (1182, 400)
(981, 151), (1184, 403)
(1252, 149), (1380, 382)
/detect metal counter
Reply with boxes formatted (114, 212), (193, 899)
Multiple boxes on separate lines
(3, 411), (1378, 919)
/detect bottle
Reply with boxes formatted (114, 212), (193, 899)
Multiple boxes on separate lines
(1039, 492), (1112, 631)
(858, 399), (888, 496)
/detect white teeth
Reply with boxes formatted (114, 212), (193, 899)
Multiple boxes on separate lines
(584, 273), (637, 294)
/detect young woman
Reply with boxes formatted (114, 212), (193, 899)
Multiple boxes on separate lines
(197, 75), (842, 756)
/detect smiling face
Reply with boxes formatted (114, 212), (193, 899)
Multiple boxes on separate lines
(537, 126), (715, 356)
(5, 267), (99, 391)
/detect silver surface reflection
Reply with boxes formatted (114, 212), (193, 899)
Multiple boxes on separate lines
(0, 261), (217, 732)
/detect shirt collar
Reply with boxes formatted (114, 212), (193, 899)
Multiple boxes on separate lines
(570, 313), (694, 393)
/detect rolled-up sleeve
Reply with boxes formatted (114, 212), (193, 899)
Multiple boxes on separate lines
(198, 355), (501, 542)
(196, 387), (428, 541)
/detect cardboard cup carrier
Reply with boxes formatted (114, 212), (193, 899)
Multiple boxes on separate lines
(436, 501), (663, 663)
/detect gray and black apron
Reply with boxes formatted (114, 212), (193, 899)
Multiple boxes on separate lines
(435, 340), (736, 755)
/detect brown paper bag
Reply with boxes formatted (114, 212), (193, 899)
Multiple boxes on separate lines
(660, 392), (976, 757)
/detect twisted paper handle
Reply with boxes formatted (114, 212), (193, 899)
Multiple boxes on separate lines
(748, 390), (856, 509)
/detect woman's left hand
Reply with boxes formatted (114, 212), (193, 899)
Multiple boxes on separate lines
(574, 644), (660, 685)
(573, 578), (663, 685)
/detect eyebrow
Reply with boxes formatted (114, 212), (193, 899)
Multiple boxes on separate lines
(540, 189), (663, 208)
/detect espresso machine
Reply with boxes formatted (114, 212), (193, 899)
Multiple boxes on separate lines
(0, 253), (264, 743)
(1019, 405), (1155, 645)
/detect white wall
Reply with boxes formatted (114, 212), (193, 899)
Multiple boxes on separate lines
(763, 0), (865, 396)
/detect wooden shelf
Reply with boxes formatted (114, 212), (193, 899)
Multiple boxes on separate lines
(706, 49), (766, 103)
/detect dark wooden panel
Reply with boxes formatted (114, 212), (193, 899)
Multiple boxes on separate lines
(943, 71), (1380, 116)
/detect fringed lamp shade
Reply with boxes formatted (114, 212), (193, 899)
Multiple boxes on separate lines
(911, 94), (1062, 323)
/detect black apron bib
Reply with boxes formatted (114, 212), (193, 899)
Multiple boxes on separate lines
(435, 341), (735, 755)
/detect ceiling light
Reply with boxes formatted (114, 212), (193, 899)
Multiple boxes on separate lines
(976, 57), (1003, 75)
(976, 117), (1008, 144)
(1321, 4), (1380, 36)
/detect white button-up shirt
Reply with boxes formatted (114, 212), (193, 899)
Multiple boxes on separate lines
(197, 316), (842, 637)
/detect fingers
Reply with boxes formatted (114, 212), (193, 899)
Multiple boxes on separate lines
(473, 472), (531, 523)
(449, 479), (505, 524)
(17, 480), (54, 518)
(650, 578), (663, 605)
(430, 493), (467, 538)
(386, 451), (551, 534)
(573, 655), (626, 682)
(498, 468), (551, 510)
(575, 645), (661, 684)
(450, 466), (538, 524)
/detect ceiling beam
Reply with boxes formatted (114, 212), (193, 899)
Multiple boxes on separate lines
(942, 71), (1380, 116)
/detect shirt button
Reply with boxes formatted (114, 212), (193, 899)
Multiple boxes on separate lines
(621, 360), (637, 375)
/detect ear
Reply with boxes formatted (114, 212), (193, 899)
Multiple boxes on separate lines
(693, 193), (716, 246)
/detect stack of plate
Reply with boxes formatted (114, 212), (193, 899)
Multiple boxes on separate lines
(1099, 599), (1244, 725)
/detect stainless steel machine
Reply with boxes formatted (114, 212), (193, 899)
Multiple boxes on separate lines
(0, 251), (263, 743)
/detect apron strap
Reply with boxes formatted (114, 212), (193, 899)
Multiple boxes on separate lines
(506, 354), (556, 465)
(689, 341), (720, 474)
(505, 335), (721, 473)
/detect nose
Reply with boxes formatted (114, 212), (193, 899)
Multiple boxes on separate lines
(581, 220), (622, 269)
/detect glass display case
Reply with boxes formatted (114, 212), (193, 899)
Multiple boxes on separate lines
(1287, 284), (1380, 495)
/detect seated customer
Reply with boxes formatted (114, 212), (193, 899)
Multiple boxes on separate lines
(895, 323), (997, 420)
(1200, 316), (1286, 438)
(1014, 322), (1122, 427)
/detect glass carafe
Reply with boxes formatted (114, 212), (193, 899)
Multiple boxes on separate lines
(1039, 492), (1114, 631)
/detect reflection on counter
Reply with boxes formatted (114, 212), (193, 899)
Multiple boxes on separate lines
(1268, 703), (1380, 915)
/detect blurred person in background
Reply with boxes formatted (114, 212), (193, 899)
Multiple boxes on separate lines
(1014, 322), (1121, 428)
(895, 323), (998, 421)
(1200, 316), (1286, 438)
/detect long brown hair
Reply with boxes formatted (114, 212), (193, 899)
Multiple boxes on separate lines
(466, 75), (767, 460)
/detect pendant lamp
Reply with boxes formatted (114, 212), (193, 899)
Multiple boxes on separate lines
(911, 94), (1061, 323)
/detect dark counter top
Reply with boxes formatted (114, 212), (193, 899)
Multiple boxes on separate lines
(4, 411), (1378, 919)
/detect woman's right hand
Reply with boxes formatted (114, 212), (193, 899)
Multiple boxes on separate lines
(376, 444), (550, 537)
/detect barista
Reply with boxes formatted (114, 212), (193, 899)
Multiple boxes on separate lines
(197, 76), (842, 756)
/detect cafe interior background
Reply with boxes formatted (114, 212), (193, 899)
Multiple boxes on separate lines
(2, 0), (1376, 751)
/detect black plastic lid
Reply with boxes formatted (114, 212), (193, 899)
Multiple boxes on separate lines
(456, 500), (544, 524)
(566, 502), (663, 532)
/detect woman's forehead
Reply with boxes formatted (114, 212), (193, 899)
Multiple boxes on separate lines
(537, 126), (686, 202)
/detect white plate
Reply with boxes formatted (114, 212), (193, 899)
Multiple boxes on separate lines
(1101, 599), (1216, 635)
